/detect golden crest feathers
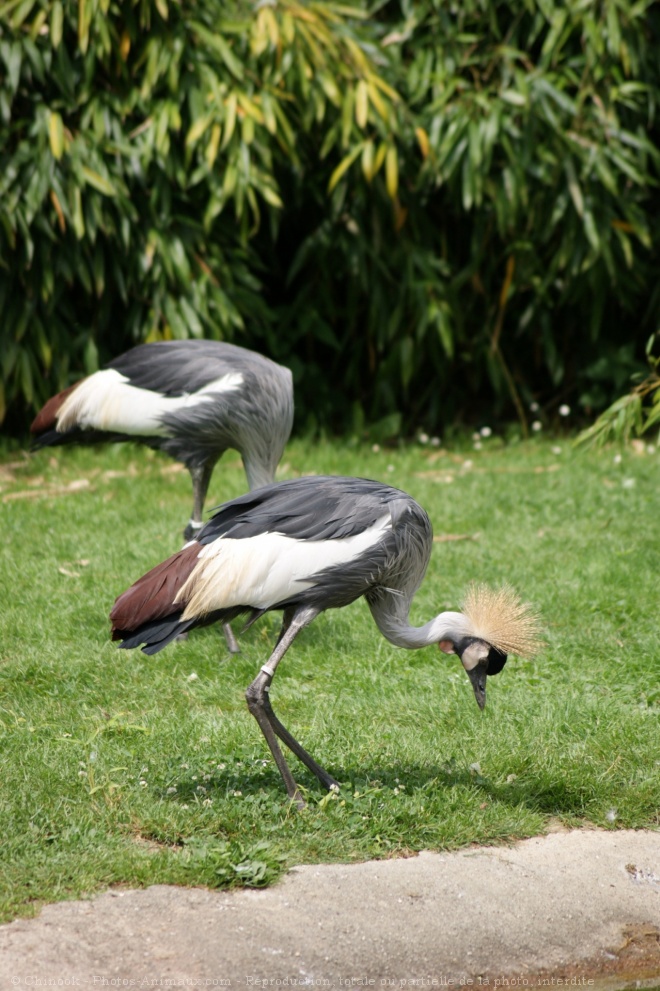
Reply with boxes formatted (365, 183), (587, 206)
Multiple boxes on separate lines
(462, 583), (542, 658)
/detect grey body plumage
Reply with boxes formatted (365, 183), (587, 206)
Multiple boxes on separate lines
(111, 475), (540, 807)
(31, 340), (294, 539)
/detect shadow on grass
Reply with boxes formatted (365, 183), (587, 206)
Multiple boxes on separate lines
(158, 756), (600, 821)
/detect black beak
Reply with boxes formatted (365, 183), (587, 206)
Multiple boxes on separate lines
(467, 661), (489, 710)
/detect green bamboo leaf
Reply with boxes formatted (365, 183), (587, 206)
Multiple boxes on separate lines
(51, 0), (63, 48)
(341, 88), (354, 148)
(190, 22), (243, 79)
(241, 114), (255, 144)
(48, 111), (65, 160)
(186, 114), (213, 148)
(583, 210), (600, 252)
(81, 167), (116, 197)
(6, 0), (34, 29)
(366, 80), (388, 122)
(385, 145), (398, 200)
(500, 90), (526, 107)
(361, 140), (374, 181)
(221, 93), (237, 150)
(78, 0), (89, 53)
(258, 184), (283, 209)
(372, 141), (387, 176)
(205, 123), (221, 168)
(564, 160), (584, 217)
(222, 164), (237, 198)
(355, 80), (368, 129)
(261, 92), (277, 135)
(327, 142), (364, 193)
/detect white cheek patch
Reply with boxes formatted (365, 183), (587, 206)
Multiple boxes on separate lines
(176, 516), (392, 620)
(56, 369), (244, 436)
(460, 642), (489, 671)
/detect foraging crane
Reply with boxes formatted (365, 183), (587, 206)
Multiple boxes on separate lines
(31, 340), (294, 541)
(110, 475), (541, 807)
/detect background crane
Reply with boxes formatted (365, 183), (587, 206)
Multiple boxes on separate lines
(110, 475), (541, 807)
(31, 340), (294, 541)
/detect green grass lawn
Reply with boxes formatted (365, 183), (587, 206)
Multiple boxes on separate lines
(1, 434), (659, 922)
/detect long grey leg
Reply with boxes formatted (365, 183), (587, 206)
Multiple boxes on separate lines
(245, 606), (338, 807)
(184, 459), (219, 541)
(183, 459), (240, 654)
(222, 622), (240, 654)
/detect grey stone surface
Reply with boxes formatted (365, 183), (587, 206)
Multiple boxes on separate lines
(1, 830), (659, 989)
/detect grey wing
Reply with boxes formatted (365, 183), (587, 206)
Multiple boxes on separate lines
(199, 476), (409, 542)
(109, 341), (293, 473)
(107, 340), (280, 396)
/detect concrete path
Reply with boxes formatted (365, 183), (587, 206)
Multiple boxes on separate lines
(1, 830), (659, 991)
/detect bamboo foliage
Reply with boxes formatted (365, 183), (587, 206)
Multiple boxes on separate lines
(0, 0), (400, 424)
(1, 0), (659, 436)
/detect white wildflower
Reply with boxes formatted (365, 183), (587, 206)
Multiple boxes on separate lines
(187, 672), (198, 682)
(529, 401), (540, 413)
(622, 478), (635, 489)
(531, 420), (542, 432)
(480, 426), (492, 438)
(419, 432), (429, 444)
(613, 454), (622, 465)
(430, 436), (441, 447)
(372, 444), (380, 453)
(558, 404), (570, 417)
(166, 787), (177, 795)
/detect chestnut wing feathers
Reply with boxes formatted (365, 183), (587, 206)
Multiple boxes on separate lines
(110, 543), (200, 639)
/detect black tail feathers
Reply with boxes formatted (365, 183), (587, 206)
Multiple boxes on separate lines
(115, 615), (195, 654)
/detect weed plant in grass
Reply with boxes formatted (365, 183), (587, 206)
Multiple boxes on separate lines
(0, 437), (659, 922)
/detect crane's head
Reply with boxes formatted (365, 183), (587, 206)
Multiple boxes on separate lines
(438, 637), (507, 709)
(438, 584), (542, 710)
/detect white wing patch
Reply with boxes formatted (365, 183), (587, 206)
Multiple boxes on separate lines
(176, 516), (392, 620)
(56, 369), (244, 436)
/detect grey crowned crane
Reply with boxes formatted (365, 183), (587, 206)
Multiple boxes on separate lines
(31, 340), (294, 541)
(110, 475), (541, 808)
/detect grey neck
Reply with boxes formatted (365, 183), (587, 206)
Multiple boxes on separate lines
(368, 591), (472, 650)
